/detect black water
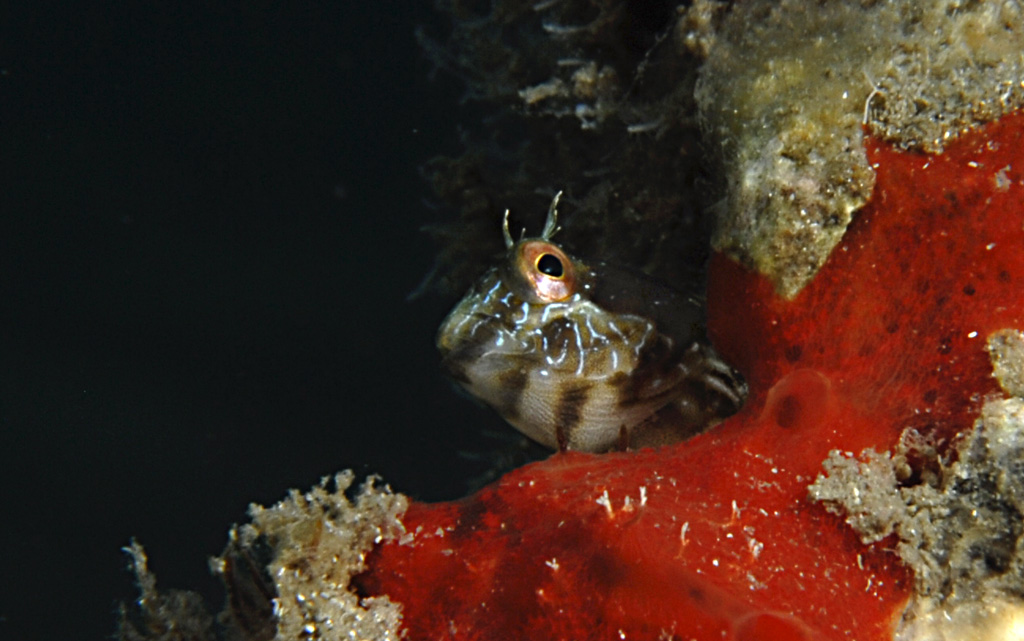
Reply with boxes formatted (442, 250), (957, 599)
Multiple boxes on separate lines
(1, 3), (508, 638)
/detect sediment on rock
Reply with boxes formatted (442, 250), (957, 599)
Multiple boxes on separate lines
(694, 0), (1024, 298)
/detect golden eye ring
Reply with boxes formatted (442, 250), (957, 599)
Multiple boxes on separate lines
(516, 240), (576, 302)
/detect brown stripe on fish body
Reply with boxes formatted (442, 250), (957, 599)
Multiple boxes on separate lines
(554, 381), (591, 451)
(492, 367), (529, 421)
(438, 320), (504, 384)
(439, 351), (473, 385)
(612, 336), (688, 409)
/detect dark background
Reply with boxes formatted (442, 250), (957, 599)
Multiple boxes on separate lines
(1, 2), (505, 639)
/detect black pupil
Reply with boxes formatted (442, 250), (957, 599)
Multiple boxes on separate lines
(537, 254), (564, 277)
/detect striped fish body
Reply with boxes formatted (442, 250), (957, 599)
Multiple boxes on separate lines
(437, 200), (746, 452)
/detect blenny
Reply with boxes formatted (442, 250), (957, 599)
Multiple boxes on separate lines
(437, 193), (747, 452)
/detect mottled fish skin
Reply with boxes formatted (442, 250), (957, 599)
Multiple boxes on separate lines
(437, 195), (747, 452)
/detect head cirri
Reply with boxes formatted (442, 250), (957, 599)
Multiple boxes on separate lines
(437, 192), (747, 453)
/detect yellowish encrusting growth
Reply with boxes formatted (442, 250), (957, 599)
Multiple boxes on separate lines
(695, 0), (876, 299)
(867, 0), (1024, 154)
(224, 472), (408, 641)
(809, 328), (1024, 640)
(988, 329), (1024, 398)
(120, 472), (409, 641)
(692, 0), (1024, 298)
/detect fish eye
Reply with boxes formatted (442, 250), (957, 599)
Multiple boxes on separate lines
(536, 254), (564, 278)
(514, 240), (577, 303)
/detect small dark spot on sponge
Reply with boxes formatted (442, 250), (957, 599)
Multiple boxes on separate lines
(784, 344), (803, 363)
(775, 395), (802, 429)
(938, 337), (953, 355)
